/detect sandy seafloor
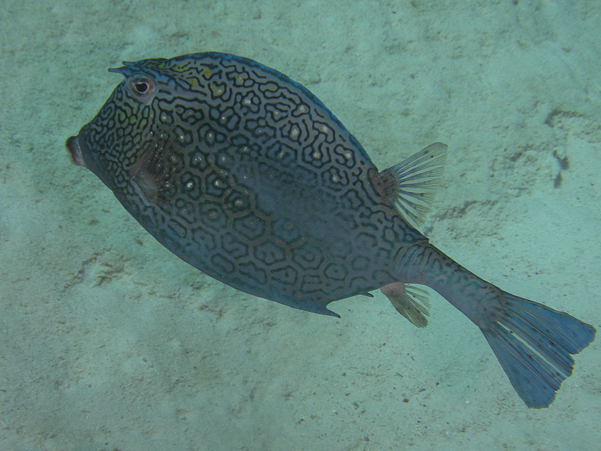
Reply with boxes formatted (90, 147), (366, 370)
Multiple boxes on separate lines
(1, 0), (600, 450)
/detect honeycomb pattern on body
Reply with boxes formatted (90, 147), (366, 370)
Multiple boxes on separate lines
(78, 53), (426, 314)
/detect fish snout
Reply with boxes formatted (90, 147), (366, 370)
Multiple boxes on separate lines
(65, 136), (86, 167)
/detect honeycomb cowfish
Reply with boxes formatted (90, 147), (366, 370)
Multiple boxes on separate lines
(66, 52), (595, 408)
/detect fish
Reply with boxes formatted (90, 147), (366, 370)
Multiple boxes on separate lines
(65, 52), (595, 408)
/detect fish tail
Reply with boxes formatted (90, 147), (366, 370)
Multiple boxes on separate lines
(480, 290), (595, 408)
(395, 243), (596, 407)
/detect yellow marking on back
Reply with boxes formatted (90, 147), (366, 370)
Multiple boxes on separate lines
(210, 82), (225, 96)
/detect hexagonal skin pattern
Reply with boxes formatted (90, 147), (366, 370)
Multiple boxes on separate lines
(69, 53), (425, 315)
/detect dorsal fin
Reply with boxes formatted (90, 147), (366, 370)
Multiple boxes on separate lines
(375, 143), (448, 228)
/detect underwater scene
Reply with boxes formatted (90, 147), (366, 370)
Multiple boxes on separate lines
(0, 0), (599, 450)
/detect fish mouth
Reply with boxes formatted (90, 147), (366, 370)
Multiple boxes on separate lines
(65, 135), (86, 167)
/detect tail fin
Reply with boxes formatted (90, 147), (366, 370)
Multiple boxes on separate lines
(481, 291), (596, 408)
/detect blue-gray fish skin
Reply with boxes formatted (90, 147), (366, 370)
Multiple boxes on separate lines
(66, 52), (595, 409)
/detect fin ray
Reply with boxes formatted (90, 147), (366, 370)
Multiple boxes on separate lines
(388, 142), (448, 228)
(481, 292), (595, 408)
(381, 282), (431, 328)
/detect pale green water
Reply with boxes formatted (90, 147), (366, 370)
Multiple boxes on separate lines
(0, 1), (600, 450)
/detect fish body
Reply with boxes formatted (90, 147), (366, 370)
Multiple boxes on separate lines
(66, 52), (595, 408)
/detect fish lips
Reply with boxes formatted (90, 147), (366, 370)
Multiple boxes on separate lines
(65, 135), (85, 167)
(65, 133), (106, 187)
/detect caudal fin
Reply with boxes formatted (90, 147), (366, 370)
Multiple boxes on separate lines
(481, 291), (596, 408)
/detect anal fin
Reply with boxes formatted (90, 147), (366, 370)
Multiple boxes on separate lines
(381, 282), (431, 328)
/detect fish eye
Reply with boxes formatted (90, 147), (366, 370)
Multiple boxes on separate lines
(134, 81), (149, 94)
(126, 77), (156, 103)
